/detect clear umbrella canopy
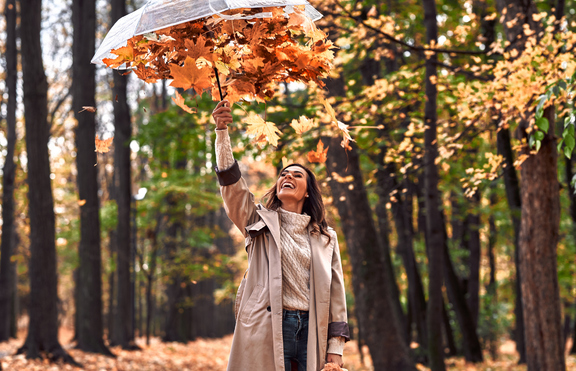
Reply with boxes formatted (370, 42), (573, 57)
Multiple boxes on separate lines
(92, 0), (322, 66)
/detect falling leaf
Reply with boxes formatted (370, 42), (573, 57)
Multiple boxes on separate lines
(95, 135), (113, 153)
(322, 99), (354, 149)
(307, 140), (328, 163)
(77, 199), (86, 206)
(115, 94), (119, 102)
(169, 56), (213, 95)
(290, 116), (315, 134)
(367, 5), (378, 17)
(79, 106), (96, 113)
(171, 91), (197, 114)
(244, 112), (281, 147)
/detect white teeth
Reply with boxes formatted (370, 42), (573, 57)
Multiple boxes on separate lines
(282, 183), (294, 189)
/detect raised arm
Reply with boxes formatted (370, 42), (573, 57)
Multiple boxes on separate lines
(212, 101), (260, 236)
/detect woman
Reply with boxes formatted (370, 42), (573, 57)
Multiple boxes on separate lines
(212, 100), (350, 371)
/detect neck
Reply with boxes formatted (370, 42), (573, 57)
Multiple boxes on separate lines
(280, 200), (304, 214)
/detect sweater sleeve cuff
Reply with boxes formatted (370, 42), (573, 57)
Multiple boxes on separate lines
(327, 336), (345, 356)
(215, 128), (235, 171)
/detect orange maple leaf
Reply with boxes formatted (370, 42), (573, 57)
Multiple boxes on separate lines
(169, 56), (213, 95)
(291, 116), (315, 134)
(244, 112), (281, 147)
(185, 36), (214, 62)
(171, 91), (197, 114)
(95, 135), (113, 153)
(102, 45), (134, 68)
(307, 140), (328, 163)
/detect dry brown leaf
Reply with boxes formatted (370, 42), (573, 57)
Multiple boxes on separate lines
(95, 135), (113, 153)
(78, 106), (96, 113)
(307, 139), (328, 163)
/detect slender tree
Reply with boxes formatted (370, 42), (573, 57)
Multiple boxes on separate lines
(110, 0), (135, 348)
(420, 0), (446, 369)
(72, 0), (112, 355)
(0, 0), (18, 342)
(18, 0), (78, 364)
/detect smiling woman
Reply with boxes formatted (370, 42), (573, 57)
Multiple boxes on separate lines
(211, 100), (349, 371)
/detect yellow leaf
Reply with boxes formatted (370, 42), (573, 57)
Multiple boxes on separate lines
(290, 116), (315, 134)
(244, 112), (281, 147)
(78, 199), (86, 206)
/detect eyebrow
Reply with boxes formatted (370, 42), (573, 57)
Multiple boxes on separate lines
(281, 169), (305, 175)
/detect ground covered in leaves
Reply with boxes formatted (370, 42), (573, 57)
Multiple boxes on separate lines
(3, 329), (576, 370)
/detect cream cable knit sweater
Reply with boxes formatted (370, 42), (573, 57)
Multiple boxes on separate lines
(215, 128), (345, 356)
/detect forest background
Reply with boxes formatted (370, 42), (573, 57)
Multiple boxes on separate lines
(1, 0), (576, 370)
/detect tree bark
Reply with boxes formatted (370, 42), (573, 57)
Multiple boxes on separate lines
(325, 136), (416, 371)
(18, 0), (78, 364)
(518, 107), (565, 371)
(0, 0), (18, 342)
(465, 193), (481, 329)
(420, 0), (446, 369)
(110, 0), (134, 349)
(388, 174), (428, 349)
(496, 127), (526, 362)
(375, 163), (408, 345)
(442, 229), (483, 362)
(72, 0), (111, 355)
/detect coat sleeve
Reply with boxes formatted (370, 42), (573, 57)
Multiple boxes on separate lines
(328, 232), (351, 342)
(216, 161), (261, 238)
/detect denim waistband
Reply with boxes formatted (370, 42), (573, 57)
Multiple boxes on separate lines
(283, 309), (309, 319)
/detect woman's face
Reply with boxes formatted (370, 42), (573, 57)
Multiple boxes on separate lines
(276, 166), (308, 204)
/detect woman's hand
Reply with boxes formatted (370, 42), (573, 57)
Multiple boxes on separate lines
(326, 354), (343, 368)
(212, 100), (233, 130)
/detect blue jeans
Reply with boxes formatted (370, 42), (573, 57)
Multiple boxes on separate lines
(283, 309), (309, 371)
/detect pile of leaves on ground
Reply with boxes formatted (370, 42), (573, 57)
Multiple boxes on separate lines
(3, 333), (576, 370)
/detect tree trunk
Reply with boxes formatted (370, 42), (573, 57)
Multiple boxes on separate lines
(18, 0), (78, 364)
(518, 107), (565, 371)
(0, 0), (18, 342)
(465, 193), (481, 329)
(496, 127), (526, 362)
(325, 136), (416, 371)
(375, 163), (408, 346)
(420, 0), (445, 369)
(110, 0), (134, 349)
(566, 154), (576, 354)
(388, 175), (428, 349)
(487, 192), (498, 359)
(442, 228), (483, 362)
(107, 230), (116, 342)
(442, 298), (457, 356)
(72, 0), (111, 355)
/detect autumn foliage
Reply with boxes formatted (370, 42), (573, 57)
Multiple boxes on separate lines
(103, 6), (335, 105)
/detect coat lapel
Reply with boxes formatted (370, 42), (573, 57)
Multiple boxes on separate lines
(256, 207), (281, 256)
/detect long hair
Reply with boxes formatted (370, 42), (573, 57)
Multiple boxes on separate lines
(263, 163), (331, 244)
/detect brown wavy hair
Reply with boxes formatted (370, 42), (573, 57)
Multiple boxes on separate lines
(263, 163), (331, 244)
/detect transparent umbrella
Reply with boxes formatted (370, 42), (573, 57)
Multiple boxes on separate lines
(91, 0), (322, 66)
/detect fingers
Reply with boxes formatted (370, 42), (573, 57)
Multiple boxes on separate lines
(212, 100), (233, 129)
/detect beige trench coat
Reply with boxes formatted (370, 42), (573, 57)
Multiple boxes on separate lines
(217, 162), (350, 371)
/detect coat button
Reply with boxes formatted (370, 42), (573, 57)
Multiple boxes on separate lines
(267, 306), (271, 312)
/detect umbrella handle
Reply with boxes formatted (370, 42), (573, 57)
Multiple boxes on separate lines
(214, 67), (224, 101)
